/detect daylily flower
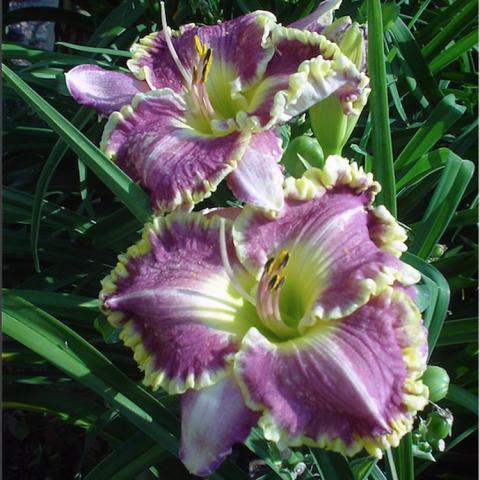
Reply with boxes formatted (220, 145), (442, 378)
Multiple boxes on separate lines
(66, 3), (368, 213)
(100, 155), (428, 477)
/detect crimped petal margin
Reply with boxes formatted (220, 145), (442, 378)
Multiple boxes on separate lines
(99, 212), (255, 394)
(127, 12), (276, 92)
(234, 156), (381, 275)
(127, 25), (196, 91)
(233, 156), (419, 328)
(368, 205), (409, 258)
(233, 287), (428, 458)
(247, 26), (369, 128)
(100, 89), (250, 213)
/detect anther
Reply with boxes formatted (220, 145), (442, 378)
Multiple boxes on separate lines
(268, 275), (279, 290)
(268, 275), (284, 291)
(204, 48), (212, 64)
(264, 257), (274, 273)
(201, 48), (213, 83)
(269, 249), (290, 274)
(275, 277), (285, 290)
(194, 35), (204, 57)
(278, 251), (290, 270)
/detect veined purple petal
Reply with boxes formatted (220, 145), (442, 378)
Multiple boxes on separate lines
(180, 375), (259, 476)
(65, 65), (149, 116)
(227, 130), (284, 212)
(233, 157), (419, 326)
(101, 89), (249, 213)
(127, 24), (195, 92)
(247, 26), (367, 127)
(234, 287), (428, 457)
(128, 12), (275, 93)
(100, 212), (256, 394)
(289, 0), (342, 33)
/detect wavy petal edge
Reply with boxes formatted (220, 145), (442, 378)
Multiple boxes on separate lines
(99, 212), (237, 394)
(100, 89), (250, 213)
(262, 26), (369, 128)
(233, 287), (429, 458)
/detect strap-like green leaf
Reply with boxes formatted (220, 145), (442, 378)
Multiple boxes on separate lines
(3, 292), (179, 455)
(2, 65), (152, 226)
(368, 0), (396, 215)
(394, 96), (465, 170)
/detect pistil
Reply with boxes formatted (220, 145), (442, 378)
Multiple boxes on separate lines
(160, 2), (191, 85)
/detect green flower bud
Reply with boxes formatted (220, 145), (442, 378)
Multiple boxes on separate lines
(427, 410), (453, 441)
(337, 22), (366, 71)
(431, 244), (447, 259)
(281, 136), (324, 177)
(423, 366), (450, 402)
(310, 95), (355, 158)
(309, 21), (368, 157)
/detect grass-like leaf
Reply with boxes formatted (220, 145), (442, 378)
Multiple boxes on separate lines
(438, 318), (478, 346)
(3, 293), (180, 455)
(2, 65), (152, 224)
(394, 95), (465, 170)
(84, 431), (166, 480)
(446, 384), (478, 415)
(368, 0), (396, 215)
(409, 154), (474, 258)
(390, 18), (442, 107)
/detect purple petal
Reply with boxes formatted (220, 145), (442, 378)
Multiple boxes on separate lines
(100, 212), (254, 394)
(234, 287), (428, 457)
(180, 375), (259, 476)
(128, 12), (275, 92)
(233, 157), (419, 324)
(247, 25), (367, 127)
(65, 65), (149, 116)
(101, 89), (248, 213)
(227, 130), (284, 211)
(289, 0), (342, 33)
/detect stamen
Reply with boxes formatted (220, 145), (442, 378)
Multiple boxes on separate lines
(265, 249), (290, 275)
(268, 275), (279, 290)
(268, 274), (285, 291)
(257, 268), (296, 338)
(219, 218), (256, 306)
(201, 50), (213, 83)
(160, 2), (191, 85)
(192, 66), (199, 84)
(275, 277), (286, 290)
(264, 257), (274, 274)
(278, 251), (290, 270)
(194, 35), (205, 57)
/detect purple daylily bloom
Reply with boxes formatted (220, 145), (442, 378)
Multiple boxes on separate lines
(66, 4), (368, 213)
(100, 155), (429, 476)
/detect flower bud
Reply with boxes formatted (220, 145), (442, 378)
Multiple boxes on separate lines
(423, 365), (450, 402)
(281, 136), (324, 177)
(309, 21), (369, 156)
(427, 409), (453, 441)
(325, 20), (366, 71)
